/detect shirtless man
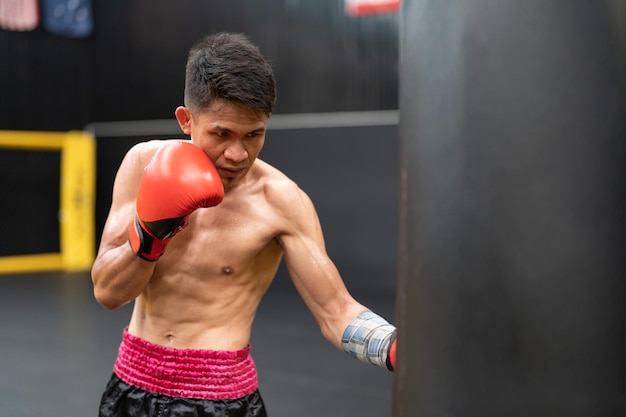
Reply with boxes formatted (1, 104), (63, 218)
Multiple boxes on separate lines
(92, 32), (397, 417)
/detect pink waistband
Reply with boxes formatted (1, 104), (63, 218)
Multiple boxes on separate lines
(113, 328), (258, 400)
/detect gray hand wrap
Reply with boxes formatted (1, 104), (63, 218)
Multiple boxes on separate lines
(341, 311), (396, 368)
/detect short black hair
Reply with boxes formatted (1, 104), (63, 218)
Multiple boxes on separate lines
(184, 32), (276, 116)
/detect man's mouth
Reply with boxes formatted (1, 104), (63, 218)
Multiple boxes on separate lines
(218, 167), (243, 178)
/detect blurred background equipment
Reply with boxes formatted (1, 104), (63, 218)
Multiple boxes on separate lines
(345, 0), (400, 17)
(396, 1), (626, 416)
(40, 0), (94, 38)
(0, 130), (95, 273)
(0, 0), (39, 32)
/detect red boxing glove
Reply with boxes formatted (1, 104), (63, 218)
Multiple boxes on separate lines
(128, 141), (224, 261)
(387, 337), (397, 371)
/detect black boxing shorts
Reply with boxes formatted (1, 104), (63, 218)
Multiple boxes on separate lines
(99, 328), (267, 417)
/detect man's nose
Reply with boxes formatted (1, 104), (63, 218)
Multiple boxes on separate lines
(224, 140), (248, 162)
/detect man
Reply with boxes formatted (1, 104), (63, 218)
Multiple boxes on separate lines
(92, 32), (397, 417)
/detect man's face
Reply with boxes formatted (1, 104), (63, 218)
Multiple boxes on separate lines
(176, 101), (269, 192)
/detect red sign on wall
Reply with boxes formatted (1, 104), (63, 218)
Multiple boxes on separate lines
(345, 0), (400, 17)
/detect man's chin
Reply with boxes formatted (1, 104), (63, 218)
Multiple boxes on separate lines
(220, 177), (238, 192)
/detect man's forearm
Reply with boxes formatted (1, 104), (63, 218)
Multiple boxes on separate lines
(92, 244), (155, 310)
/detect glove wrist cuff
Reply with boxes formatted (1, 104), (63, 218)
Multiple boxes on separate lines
(386, 337), (397, 371)
(128, 216), (170, 261)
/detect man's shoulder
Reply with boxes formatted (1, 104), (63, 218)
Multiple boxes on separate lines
(253, 159), (309, 205)
(254, 159), (297, 189)
(129, 138), (186, 154)
(125, 139), (185, 163)
(250, 160), (315, 221)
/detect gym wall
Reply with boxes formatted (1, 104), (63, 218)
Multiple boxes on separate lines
(0, 0), (398, 131)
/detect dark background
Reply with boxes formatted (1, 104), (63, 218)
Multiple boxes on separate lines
(0, 0), (398, 131)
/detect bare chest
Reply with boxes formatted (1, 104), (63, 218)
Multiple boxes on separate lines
(162, 203), (283, 278)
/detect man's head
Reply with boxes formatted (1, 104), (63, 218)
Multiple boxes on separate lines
(184, 32), (276, 117)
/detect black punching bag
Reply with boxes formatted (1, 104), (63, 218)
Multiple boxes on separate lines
(395, 1), (626, 416)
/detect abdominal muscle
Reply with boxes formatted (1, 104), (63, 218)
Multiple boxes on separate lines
(127, 260), (276, 352)
(124, 169), (285, 352)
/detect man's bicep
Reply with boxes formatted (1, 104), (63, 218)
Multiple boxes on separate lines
(276, 187), (330, 285)
(274, 182), (351, 303)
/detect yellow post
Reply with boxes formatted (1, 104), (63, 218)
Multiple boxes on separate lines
(0, 130), (96, 274)
(60, 130), (96, 271)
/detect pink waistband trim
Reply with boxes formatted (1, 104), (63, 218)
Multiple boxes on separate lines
(113, 328), (258, 400)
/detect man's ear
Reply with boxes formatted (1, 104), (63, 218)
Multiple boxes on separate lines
(175, 106), (192, 135)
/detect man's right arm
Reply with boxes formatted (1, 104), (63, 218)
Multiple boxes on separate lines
(91, 142), (158, 310)
(91, 140), (225, 311)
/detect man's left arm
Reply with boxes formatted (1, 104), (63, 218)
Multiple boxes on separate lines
(276, 184), (397, 371)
